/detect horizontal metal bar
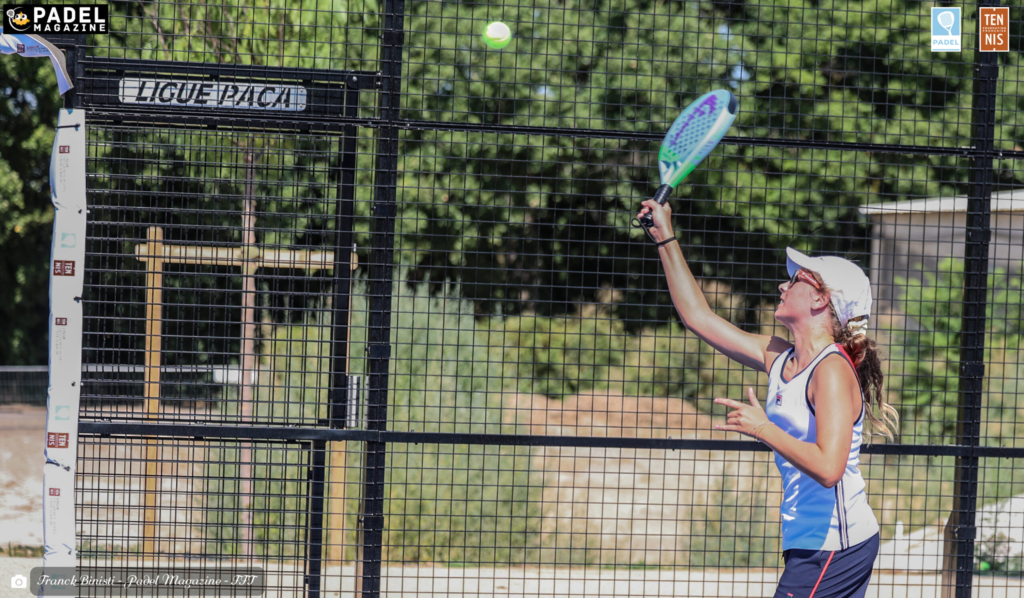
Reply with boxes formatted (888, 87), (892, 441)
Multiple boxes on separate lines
(79, 106), (1024, 161)
(394, 118), (1001, 157)
(0, 365), (49, 372)
(77, 422), (1024, 458)
(80, 422), (379, 442)
(84, 109), (372, 134)
(81, 56), (377, 87)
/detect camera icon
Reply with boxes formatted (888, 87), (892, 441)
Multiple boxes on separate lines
(11, 574), (29, 589)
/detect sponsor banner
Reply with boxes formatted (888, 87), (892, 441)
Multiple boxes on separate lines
(980, 7), (1009, 52)
(3, 4), (108, 34)
(44, 108), (86, 575)
(931, 7), (962, 52)
(0, 33), (72, 93)
(119, 78), (308, 112)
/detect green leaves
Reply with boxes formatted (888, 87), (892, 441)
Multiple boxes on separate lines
(0, 53), (61, 365)
(891, 259), (1024, 442)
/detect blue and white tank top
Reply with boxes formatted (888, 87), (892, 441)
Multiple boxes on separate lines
(765, 344), (879, 551)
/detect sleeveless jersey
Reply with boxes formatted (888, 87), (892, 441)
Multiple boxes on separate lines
(765, 344), (879, 551)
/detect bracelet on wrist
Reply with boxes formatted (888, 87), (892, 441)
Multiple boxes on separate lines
(655, 236), (678, 248)
(751, 422), (770, 443)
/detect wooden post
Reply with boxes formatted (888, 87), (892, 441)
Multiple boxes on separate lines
(238, 154), (259, 559)
(134, 224), (359, 564)
(142, 226), (164, 558)
(942, 516), (956, 598)
(326, 262), (357, 571)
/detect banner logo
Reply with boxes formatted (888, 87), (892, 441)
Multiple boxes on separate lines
(3, 5), (29, 31)
(49, 488), (60, 496)
(3, 4), (108, 34)
(55, 317), (67, 325)
(119, 78), (309, 112)
(53, 260), (75, 276)
(980, 7), (1009, 52)
(60, 232), (75, 247)
(932, 7), (962, 52)
(47, 432), (69, 448)
(53, 405), (71, 421)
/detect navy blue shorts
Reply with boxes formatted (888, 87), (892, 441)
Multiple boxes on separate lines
(774, 533), (879, 598)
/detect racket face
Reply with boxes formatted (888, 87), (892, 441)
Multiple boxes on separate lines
(658, 90), (738, 188)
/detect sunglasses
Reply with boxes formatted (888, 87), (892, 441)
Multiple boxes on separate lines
(787, 269), (822, 290)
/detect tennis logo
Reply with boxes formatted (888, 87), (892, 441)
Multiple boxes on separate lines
(2, 4), (108, 34)
(47, 432), (69, 448)
(52, 260), (75, 276)
(980, 7), (1009, 52)
(931, 7), (962, 52)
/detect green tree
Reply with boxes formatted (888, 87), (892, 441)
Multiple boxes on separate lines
(0, 54), (61, 365)
(890, 259), (1024, 442)
(395, 0), (998, 321)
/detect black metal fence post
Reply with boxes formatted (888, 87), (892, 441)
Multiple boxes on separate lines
(946, 6), (1000, 596)
(328, 84), (362, 429)
(356, 1), (407, 595)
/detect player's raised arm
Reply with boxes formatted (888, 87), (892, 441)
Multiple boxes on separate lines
(637, 199), (788, 372)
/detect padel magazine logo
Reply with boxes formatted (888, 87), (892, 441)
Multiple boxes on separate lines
(3, 5), (109, 34)
(931, 7), (962, 52)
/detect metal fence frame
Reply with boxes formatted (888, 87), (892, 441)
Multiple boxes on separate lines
(40, 0), (1016, 593)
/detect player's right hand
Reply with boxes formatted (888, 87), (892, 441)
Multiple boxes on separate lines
(638, 199), (674, 243)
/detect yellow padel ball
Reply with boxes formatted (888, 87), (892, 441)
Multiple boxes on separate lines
(482, 21), (513, 49)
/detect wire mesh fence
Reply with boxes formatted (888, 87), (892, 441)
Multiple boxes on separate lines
(9, 0), (1019, 595)
(0, 366), (49, 406)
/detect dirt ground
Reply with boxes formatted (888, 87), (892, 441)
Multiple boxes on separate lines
(0, 405), (46, 548)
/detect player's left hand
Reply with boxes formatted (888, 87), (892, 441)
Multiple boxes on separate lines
(714, 388), (770, 439)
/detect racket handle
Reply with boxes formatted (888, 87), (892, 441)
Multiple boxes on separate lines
(652, 184), (673, 206)
(636, 184), (674, 231)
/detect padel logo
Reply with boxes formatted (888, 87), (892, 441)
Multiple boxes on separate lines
(3, 4), (108, 34)
(53, 405), (71, 421)
(47, 432), (69, 448)
(931, 7), (962, 52)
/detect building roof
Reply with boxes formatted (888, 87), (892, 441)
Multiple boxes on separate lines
(859, 188), (1024, 216)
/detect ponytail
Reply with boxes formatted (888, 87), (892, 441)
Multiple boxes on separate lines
(830, 314), (900, 441)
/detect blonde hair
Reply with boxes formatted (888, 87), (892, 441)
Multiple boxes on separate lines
(809, 271), (899, 441)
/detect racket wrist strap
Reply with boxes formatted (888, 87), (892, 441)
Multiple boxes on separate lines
(655, 236), (677, 248)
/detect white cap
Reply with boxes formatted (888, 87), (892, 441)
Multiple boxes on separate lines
(786, 247), (872, 329)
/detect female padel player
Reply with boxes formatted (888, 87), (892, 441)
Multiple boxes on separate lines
(637, 199), (898, 598)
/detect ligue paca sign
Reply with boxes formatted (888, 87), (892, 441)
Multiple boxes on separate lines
(118, 78), (308, 112)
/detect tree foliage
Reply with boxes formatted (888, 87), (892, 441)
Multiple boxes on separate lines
(891, 259), (1024, 442)
(0, 54), (61, 365)
(395, 0), (1024, 319)
(5, 0), (1024, 360)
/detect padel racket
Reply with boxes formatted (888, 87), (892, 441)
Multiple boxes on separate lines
(634, 89), (739, 233)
